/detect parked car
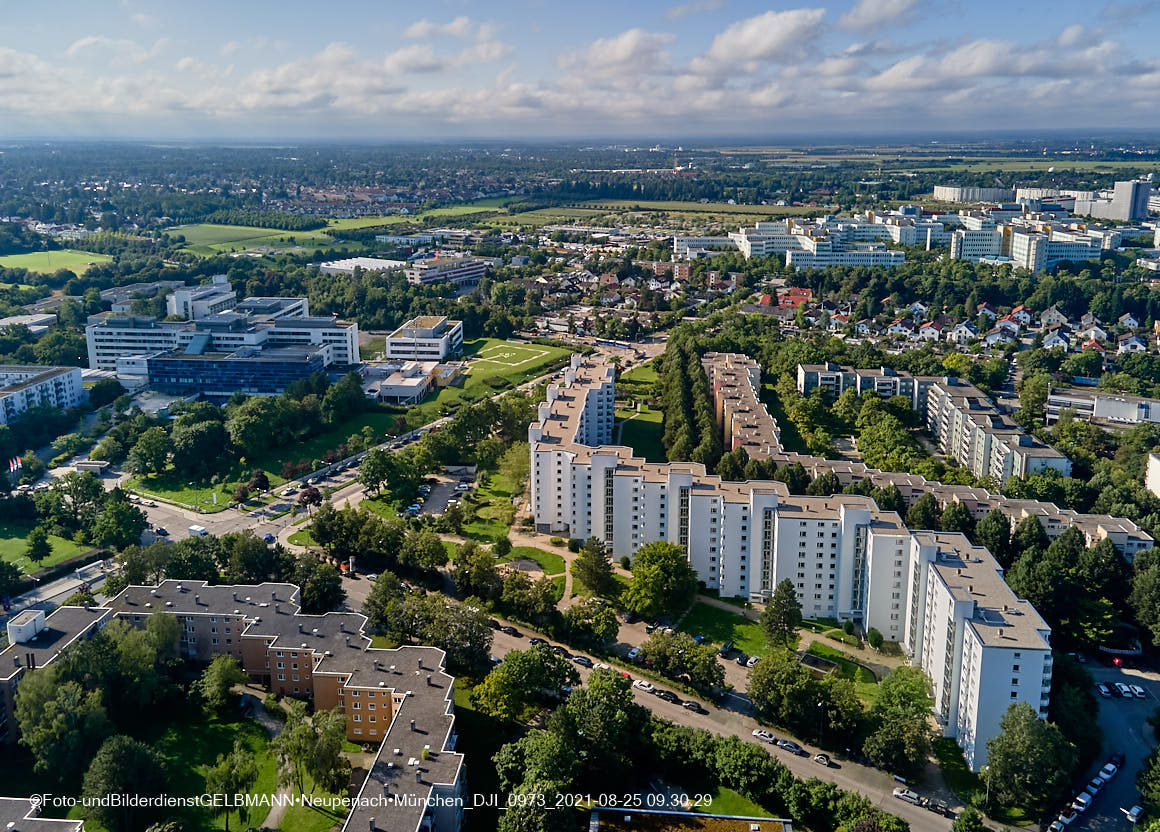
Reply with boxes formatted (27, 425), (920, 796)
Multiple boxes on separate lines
(594, 662), (611, 670)
(746, 655), (759, 668)
(645, 623), (658, 634)
(1124, 806), (1144, 824)
(1096, 683), (1112, 698)
(551, 645), (571, 657)
(682, 700), (707, 714)
(1100, 762), (1118, 780)
(814, 753), (830, 767)
(573, 656), (593, 668)
(777, 739), (805, 756)
(1116, 682), (1133, 697)
(1130, 683), (1146, 698)
(489, 655), (502, 665)
(735, 653), (749, 666)
(719, 640), (733, 657)
(263, 533), (276, 544)
(627, 647), (641, 660)
(633, 680), (655, 693)
(892, 787), (920, 805)
(692, 634), (708, 644)
(500, 626), (520, 636)
(1111, 753), (1126, 767)
(1048, 821), (1065, 832)
(1072, 793), (1093, 813)
(1057, 807), (1078, 825)
(656, 690), (679, 703)
(1084, 778), (1104, 796)
(154, 527), (169, 536)
(751, 729), (776, 744)
(365, 574), (378, 582)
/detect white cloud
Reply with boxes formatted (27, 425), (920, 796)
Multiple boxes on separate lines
(403, 17), (477, 40)
(66, 35), (167, 64)
(704, 8), (826, 64)
(560, 29), (675, 77)
(383, 44), (443, 75)
(666, 0), (723, 20)
(839, 0), (918, 30)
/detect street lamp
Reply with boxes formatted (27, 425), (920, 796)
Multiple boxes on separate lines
(981, 764), (990, 806)
(817, 700), (825, 742)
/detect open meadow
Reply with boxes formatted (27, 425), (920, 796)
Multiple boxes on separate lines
(0, 249), (112, 274)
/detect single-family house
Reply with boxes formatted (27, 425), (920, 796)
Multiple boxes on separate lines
(1118, 333), (1147, 354)
(995, 316), (1021, 336)
(1119, 312), (1141, 328)
(1011, 305), (1033, 326)
(1043, 328), (1071, 350)
(1078, 323), (1109, 342)
(918, 321), (943, 341)
(887, 318), (916, 337)
(1041, 305), (1070, 327)
(976, 302), (998, 320)
(983, 328), (1015, 347)
(947, 321), (979, 345)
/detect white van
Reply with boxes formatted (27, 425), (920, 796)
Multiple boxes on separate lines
(188, 525), (209, 537)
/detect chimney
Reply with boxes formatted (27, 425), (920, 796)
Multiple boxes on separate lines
(233, 591), (238, 601)
(415, 771), (422, 784)
(417, 657), (424, 670)
(426, 674), (432, 687)
(274, 604), (279, 614)
(410, 719), (415, 731)
(368, 819), (374, 832)
(345, 636), (350, 647)
(998, 628), (1004, 637)
(194, 594), (200, 604)
(340, 621), (346, 633)
(12, 656), (19, 668)
(312, 628), (319, 636)
(298, 623), (304, 633)
(272, 590), (278, 601)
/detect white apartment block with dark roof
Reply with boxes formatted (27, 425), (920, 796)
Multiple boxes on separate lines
(529, 353), (1053, 770)
(0, 366), (84, 425)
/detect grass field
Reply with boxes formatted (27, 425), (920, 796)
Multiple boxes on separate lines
(678, 603), (769, 656)
(403, 337), (574, 426)
(171, 223), (337, 256)
(0, 522), (94, 575)
(616, 405), (665, 463)
(462, 472), (519, 542)
(932, 737), (1029, 823)
(288, 529), (317, 547)
(0, 249), (112, 274)
(806, 642), (878, 704)
(695, 786), (775, 818)
(129, 410), (397, 512)
(499, 545), (566, 576)
(580, 199), (818, 216)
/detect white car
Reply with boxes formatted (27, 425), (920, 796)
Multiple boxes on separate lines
(1048, 822), (1065, 832)
(627, 647), (641, 660)
(1130, 684), (1146, 698)
(746, 655), (759, 668)
(1071, 793), (1092, 813)
(892, 787), (920, 805)
(751, 729), (775, 744)
(1100, 762), (1118, 780)
(632, 679), (654, 693)
(1116, 682), (1133, 697)
(593, 662), (611, 670)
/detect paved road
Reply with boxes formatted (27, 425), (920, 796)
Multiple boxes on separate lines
(486, 626), (955, 832)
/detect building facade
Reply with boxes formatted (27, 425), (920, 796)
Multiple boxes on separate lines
(0, 366), (85, 425)
(403, 257), (486, 286)
(528, 354), (1053, 770)
(385, 316), (464, 361)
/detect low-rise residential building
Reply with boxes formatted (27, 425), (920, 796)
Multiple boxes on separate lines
(0, 366), (85, 425)
(385, 316), (464, 361)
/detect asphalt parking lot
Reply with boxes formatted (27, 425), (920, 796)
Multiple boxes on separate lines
(1069, 664), (1155, 831)
(419, 475), (464, 516)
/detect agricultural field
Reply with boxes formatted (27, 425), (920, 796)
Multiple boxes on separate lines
(169, 223), (339, 256)
(0, 249), (112, 274)
(485, 206), (609, 228)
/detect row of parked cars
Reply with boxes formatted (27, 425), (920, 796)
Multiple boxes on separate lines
(1048, 754), (1125, 831)
(1096, 681), (1147, 699)
(750, 729), (832, 766)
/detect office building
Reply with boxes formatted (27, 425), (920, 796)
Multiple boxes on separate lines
(146, 345), (330, 396)
(404, 257), (486, 286)
(529, 354), (1052, 770)
(385, 316), (464, 361)
(933, 186), (1016, 204)
(1046, 387), (1160, 426)
(0, 366), (85, 425)
(0, 313), (57, 337)
(0, 582), (466, 832)
(86, 301), (359, 373)
(167, 276), (238, 319)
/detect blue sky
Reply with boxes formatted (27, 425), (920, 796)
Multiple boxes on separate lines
(2, 0), (1159, 139)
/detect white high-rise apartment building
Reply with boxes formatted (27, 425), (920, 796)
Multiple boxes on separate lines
(529, 354), (1052, 769)
(0, 366), (85, 425)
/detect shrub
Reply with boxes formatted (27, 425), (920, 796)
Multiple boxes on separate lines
(843, 619), (855, 636)
(620, 556), (631, 569)
(549, 536), (564, 546)
(867, 627), (884, 650)
(568, 538), (582, 553)
(263, 695), (287, 722)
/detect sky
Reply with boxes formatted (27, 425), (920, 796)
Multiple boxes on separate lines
(2, 0), (1160, 140)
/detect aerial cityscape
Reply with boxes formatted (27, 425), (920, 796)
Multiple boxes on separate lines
(4, 3), (1160, 832)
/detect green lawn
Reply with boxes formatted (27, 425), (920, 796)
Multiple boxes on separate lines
(695, 786), (775, 818)
(402, 337), (574, 426)
(0, 249), (112, 274)
(500, 545), (566, 576)
(678, 603), (769, 656)
(461, 472), (519, 542)
(452, 678), (521, 832)
(129, 410), (398, 512)
(360, 497), (400, 521)
(171, 223), (338, 256)
(288, 529), (317, 547)
(760, 382), (808, 453)
(620, 364), (659, 385)
(359, 336), (386, 360)
(616, 405), (665, 462)
(0, 522), (94, 575)
(932, 738), (1029, 824)
(806, 642), (878, 703)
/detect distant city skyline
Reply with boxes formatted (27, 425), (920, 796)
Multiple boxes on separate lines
(2, 0), (1160, 139)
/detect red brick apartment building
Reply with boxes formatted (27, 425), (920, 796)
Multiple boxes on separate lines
(2, 580), (464, 832)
